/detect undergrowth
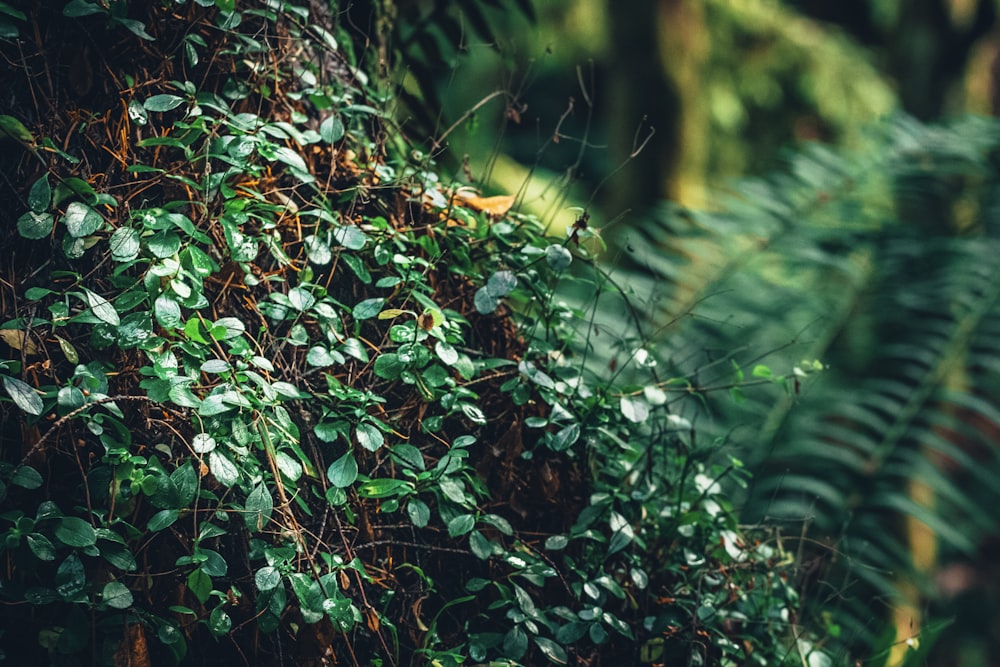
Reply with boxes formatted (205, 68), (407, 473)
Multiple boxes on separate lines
(0, 1), (819, 665)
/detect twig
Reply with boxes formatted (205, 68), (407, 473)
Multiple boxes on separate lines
(19, 395), (155, 466)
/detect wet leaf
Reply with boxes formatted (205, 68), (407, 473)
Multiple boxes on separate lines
(143, 94), (185, 112)
(102, 581), (133, 609)
(63, 202), (102, 238)
(327, 452), (358, 488)
(2, 375), (42, 415)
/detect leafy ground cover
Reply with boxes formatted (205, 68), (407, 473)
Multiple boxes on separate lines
(0, 2), (815, 665)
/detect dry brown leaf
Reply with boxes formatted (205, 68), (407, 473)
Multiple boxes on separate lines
(454, 191), (516, 217)
(0, 329), (39, 355)
(365, 607), (381, 632)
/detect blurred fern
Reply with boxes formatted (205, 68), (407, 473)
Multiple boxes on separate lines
(590, 114), (1000, 662)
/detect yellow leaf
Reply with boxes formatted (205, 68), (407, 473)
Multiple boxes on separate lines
(454, 191), (516, 217)
(377, 308), (409, 320)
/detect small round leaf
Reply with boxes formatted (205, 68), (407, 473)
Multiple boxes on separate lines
(102, 581), (133, 609)
(327, 452), (358, 488)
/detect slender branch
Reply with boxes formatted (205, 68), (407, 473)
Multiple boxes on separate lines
(18, 395), (155, 466)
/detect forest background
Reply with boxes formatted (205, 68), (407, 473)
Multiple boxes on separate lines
(419, 0), (1000, 665)
(3, 0), (1000, 666)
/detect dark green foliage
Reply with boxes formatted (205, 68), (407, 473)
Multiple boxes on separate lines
(608, 113), (1000, 663)
(0, 1), (809, 666)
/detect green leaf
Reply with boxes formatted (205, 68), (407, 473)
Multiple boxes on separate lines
(143, 94), (185, 112)
(212, 317), (245, 339)
(307, 346), (342, 367)
(544, 244), (573, 271)
(608, 522), (634, 556)
(435, 341), (458, 365)
(460, 403), (486, 425)
(17, 211), (53, 239)
(545, 535), (569, 551)
(2, 375), (43, 415)
(341, 338), (368, 362)
(63, 202), (102, 238)
(255, 566), (281, 592)
(438, 478), (470, 505)
(320, 115), (345, 143)
(352, 297), (384, 320)
(275, 451), (302, 482)
(620, 396), (649, 424)
(465, 577), (493, 593)
(55, 516), (96, 547)
(200, 359), (231, 374)
(304, 234), (332, 265)
(0, 114), (33, 142)
(357, 478), (412, 499)
(327, 452), (358, 488)
(56, 336), (79, 364)
(487, 270), (517, 297)
(287, 287), (315, 311)
(447, 514), (475, 538)
(208, 450), (239, 486)
(147, 229), (181, 258)
(391, 444), (424, 470)
(0, 3), (27, 21)
(534, 636), (568, 664)
(473, 287), (498, 314)
(503, 626), (528, 660)
(173, 462), (198, 506)
(112, 16), (155, 40)
(407, 498), (430, 528)
(469, 530), (492, 560)
(199, 549), (228, 577)
(11, 465), (43, 489)
(62, 0), (104, 17)
(28, 175), (51, 213)
(550, 423), (580, 452)
(187, 567), (212, 603)
(482, 514), (513, 536)
(148, 509), (179, 532)
(313, 421), (343, 443)
(333, 225), (368, 250)
(55, 553), (86, 601)
(26, 533), (56, 560)
(24, 286), (54, 300)
(102, 581), (133, 609)
(0, 19), (18, 39)
(82, 288), (120, 326)
(629, 567), (649, 589)
(154, 295), (182, 328)
(272, 381), (308, 399)
(109, 227), (141, 261)
(62, 234), (85, 259)
(101, 548), (134, 581)
(116, 311), (153, 348)
(373, 353), (403, 380)
(191, 433), (216, 453)
(271, 146), (308, 173)
(183, 317), (210, 344)
(356, 422), (384, 452)
(244, 484), (274, 531)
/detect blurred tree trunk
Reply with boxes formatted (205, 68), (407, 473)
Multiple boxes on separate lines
(605, 0), (709, 215)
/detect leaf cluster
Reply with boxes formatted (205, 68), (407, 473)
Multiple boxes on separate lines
(0, 1), (813, 666)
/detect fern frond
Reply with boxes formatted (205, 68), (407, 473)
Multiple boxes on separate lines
(592, 113), (1000, 658)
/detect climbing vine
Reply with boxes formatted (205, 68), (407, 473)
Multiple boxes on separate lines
(0, 2), (820, 665)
